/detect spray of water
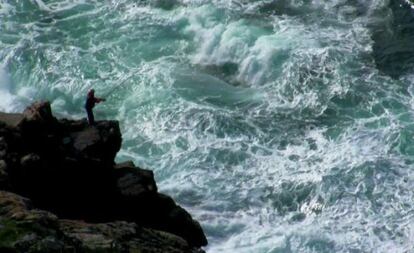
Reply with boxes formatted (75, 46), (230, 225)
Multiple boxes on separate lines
(1, 0), (414, 252)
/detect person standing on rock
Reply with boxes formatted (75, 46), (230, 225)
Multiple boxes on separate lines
(85, 89), (105, 125)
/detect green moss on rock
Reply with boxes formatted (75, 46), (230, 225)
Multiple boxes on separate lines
(0, 219), (26, 247)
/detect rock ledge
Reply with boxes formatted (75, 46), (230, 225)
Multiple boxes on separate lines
(0, 101), (207, 253)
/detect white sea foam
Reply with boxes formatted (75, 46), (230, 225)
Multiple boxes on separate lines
(32, 0), (53, 12)
(0, 1), (14, 15)
(0, 66), (23, 112)
(2, 0), (414, 252)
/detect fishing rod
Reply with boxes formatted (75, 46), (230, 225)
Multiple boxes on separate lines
(103, 69), (140, 98)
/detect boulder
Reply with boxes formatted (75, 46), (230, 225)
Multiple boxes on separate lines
(0, 191), (202, 253)
(112, 163), (207, 247)
(166, 205), (208, 247)
(70, 120), (122, 163)
(0, 191), (65, 253)
(16, 102), (60, 155)
(20, 153), (41, 170)
(114, 161), (158, 197)
(0, 113), (24, 128)
(0, 191), (58, 227)
(151, 194), (208, 247)
(60, 220), (126, 252)
(22, 101), (53, 122)
(60, 220), (198, 253)
(18, 101), (57, 134)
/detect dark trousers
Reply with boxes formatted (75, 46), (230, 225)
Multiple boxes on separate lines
(85, 107), (94, 125)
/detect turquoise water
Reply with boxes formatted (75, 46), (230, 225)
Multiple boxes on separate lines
(1, 0), (414, 252)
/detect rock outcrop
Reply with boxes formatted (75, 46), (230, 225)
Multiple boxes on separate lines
(0, 101), (207, 252)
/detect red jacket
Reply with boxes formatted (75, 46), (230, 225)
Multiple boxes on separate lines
(85, 91), (103, 109)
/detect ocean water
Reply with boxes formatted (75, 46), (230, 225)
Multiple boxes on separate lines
(1, 0), (414, 252)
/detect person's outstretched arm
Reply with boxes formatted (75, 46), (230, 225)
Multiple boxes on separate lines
(95, 97), (106, 103)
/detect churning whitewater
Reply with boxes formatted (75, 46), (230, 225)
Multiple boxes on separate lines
(1, 0), (414, 252)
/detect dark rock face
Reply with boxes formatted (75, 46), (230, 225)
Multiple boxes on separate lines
(114, 161), (158, 197)
(0, 102), (207, 252)
(0, 191), (66, 253)
(69, 120), (122, 163)
(60, 220), (199, 253)
(0, 191), (203, 253)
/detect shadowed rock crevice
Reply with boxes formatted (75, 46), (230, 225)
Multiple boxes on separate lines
(0, 101), (207, 252)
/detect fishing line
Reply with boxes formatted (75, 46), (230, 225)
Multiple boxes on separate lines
(104, 68), (140, 98)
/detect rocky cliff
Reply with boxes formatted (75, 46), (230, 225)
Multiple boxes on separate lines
(0, 101), (207, 253)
